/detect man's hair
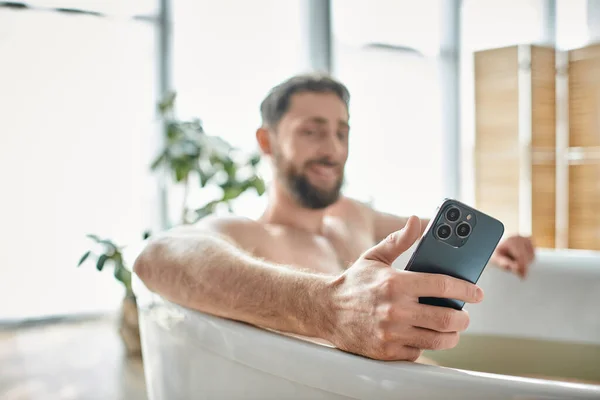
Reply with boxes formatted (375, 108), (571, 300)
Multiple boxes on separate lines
(260, 73), (350, 129)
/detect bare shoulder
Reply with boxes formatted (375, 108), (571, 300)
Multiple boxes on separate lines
(172, 214), (268, 254)
(199, 214), (266, 238)
(195, 214), (263, 233)
(329, 196), (376, 227)
(329, 196), (410, 242)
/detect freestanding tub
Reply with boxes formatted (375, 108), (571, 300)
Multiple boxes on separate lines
(133, 248), (600, 399)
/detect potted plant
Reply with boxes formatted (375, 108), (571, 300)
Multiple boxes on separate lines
(151, 92), (265, 224)
(77, 93), (265, 358)
(77, 232), (150, 357)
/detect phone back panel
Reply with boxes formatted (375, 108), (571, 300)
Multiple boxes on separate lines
(405, 199), (505, 310)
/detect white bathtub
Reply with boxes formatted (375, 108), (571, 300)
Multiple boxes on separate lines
(133, 248), (600, 399)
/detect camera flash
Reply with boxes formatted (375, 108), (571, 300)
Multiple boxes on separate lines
(467, 214), (472, 220)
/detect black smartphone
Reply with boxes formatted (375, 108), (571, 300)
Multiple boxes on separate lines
(404, 198), (505, 310)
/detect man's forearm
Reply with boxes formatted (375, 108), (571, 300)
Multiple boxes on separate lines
(133, 233), (335, 339)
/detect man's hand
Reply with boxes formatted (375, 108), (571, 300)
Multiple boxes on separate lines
(324, 216), (484, 361)
(490, 235), (535, 278)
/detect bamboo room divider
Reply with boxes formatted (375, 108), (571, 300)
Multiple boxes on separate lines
(474, 43), (600, 251)
(567, 43), (600, 251)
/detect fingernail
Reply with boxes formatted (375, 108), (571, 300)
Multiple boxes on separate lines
(476, 287), (484, 300)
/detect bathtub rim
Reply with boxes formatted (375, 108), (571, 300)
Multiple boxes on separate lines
(133, 278), (600, 400)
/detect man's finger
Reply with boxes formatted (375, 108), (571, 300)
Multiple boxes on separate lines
(518, 240), (532, 277)
(404, 304), (470, 333)
(509, 241), (527, 277)
(525, 237), (535, 263)
(402, 272), (484, 303)
(518, 239), (531, 264)
(376, 344), (423, 362)
(403, 328), (460, 351)
(363, 216), (421, 265)
(497, 256), (520, 275)
(506, 243), (527, 272)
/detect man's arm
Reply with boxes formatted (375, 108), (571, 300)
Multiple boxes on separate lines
(134, 214), (483, 361)
(133, 218), (334, 339)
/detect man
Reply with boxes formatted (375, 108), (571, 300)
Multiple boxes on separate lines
(134, 74), (535, 362)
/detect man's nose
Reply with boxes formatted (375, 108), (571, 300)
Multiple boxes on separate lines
(318, 130), (343, 156)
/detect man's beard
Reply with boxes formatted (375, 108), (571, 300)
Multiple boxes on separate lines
(273, 151), (344, 210)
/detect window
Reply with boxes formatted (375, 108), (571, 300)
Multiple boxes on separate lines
(0, 6), (158, 320)
(170, 0), (312, 221)
(331, 0), (445, 217)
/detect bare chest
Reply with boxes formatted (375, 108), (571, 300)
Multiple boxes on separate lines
(260, 224), (375, 274)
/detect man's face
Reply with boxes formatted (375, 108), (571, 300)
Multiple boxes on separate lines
(270, 91), (350, 209)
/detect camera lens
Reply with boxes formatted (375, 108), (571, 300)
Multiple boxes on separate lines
(436, 224), (452, 240)
(456, 222), (472, 238)
(445, 207), (461, 222)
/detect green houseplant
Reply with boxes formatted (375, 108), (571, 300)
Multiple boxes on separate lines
(77, 93), (265, 357)
(77, 232), (150, 357)
(151, 92), (265, 224)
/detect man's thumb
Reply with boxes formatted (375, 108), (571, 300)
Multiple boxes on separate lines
(363, 216), (421, 266)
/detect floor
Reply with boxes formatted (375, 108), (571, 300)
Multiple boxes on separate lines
(0, 316), (148, 400)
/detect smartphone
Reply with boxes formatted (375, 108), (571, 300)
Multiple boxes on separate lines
(404, 198), (505, 310)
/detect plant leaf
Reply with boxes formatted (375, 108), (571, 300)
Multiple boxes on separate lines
(198, 168), (216, 187)
(98, 239), (117, 253)
(189, 118), (204, 133)
(249, 154), (261, 166)
(180, 140), (200, 157)
(86, 234), (117, 253)
(250, 177), (266, 196)
(96, 254), (109, 271)
(77, 251), (91, 267)
(209, 153), (221, 166)
(158, 92), (176, 115)
(150, 150), (168, 170)
(223, 159), (236, 179)
(166, 122), (180, 141)
(174, 162), (191, 182)
(208, 135), (233, 156)
(86, 234), (101, 242)
(222, 185), (244, 201)
(194, 201), (218, 221)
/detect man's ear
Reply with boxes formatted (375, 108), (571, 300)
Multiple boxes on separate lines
(256, 127), (272, 155)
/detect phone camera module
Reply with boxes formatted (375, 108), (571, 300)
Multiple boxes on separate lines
(445, 207), (461, 222)
(456, 222), (472, 238)
(436, 224), (452, 240)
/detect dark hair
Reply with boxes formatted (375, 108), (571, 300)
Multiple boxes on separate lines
(260, 73), (350, 129)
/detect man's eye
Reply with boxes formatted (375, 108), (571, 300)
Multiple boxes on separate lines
(337, 131), (348, 140)
(302, 130), (316, 135)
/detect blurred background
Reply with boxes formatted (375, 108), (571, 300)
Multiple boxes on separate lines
(0, 0), (598, 399)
